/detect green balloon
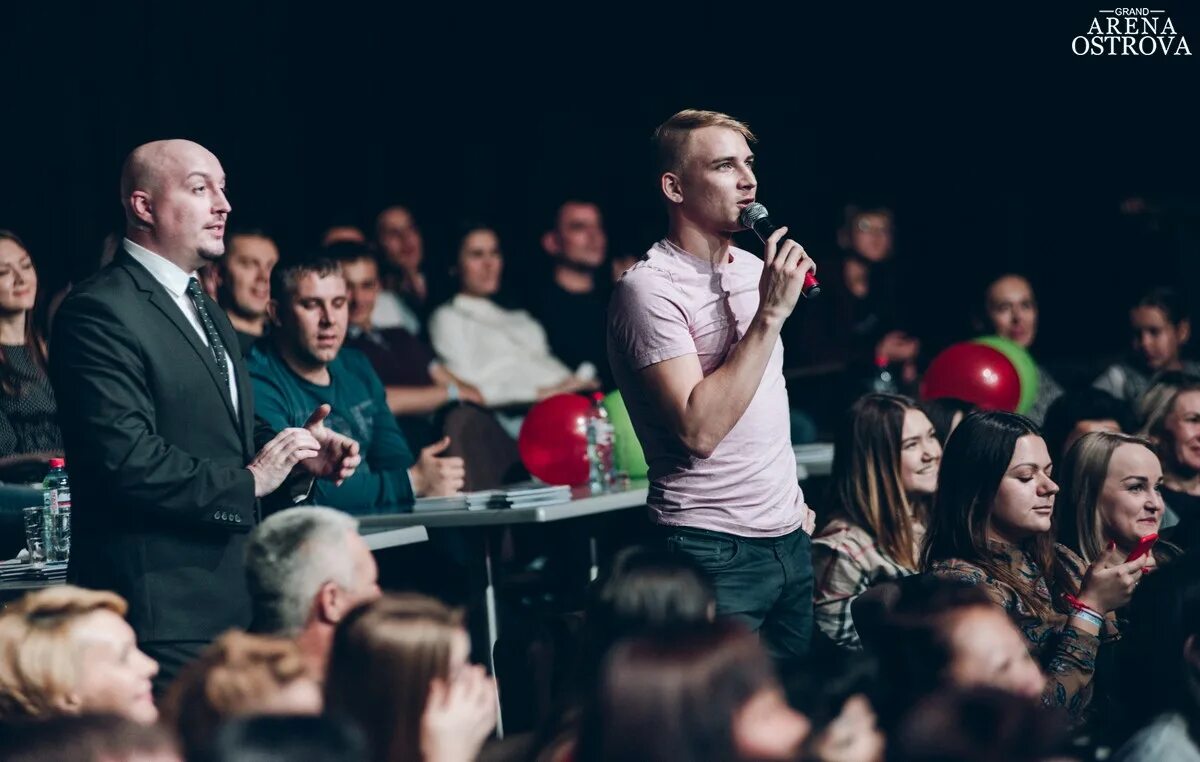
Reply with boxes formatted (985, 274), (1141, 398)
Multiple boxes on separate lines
(972, 335), (1039, 414)
(602, 390), (649, 479)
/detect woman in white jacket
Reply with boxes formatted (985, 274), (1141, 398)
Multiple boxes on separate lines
(429, 224), (598, 408)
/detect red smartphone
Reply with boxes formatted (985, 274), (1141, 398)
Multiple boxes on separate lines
(1126, 532), (1159, 563)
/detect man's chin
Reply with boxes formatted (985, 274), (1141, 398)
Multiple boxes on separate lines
(199, 246), (226, 262)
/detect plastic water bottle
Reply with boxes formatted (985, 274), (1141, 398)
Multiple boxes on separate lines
(870, 355), (899, 394)
(42, 458), (71, 563)
(587, 393), (616, 494)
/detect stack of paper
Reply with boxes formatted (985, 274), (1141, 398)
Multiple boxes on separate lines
(0, 559), (67, 582)
(466, 482), (572, 510)
(412, 495), (470, 513)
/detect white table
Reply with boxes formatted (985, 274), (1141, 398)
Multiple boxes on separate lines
(359, 524), (429, 551)
(795, 442), (834, 480)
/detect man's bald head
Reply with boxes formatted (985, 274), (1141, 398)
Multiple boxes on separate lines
(119, 139), (231, 271)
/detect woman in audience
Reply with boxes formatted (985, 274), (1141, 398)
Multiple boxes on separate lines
(918, 397), (976, 448)
(977, 273), (1062, 424)
(577, 620), (811, 762)
(1057, 431), (1179, 568)
(161, 630), (322, 758)
(428, 224), (598, 409)
(323, 593), (496, 762)
(1137, 371), (1200, 533)
(535, 547), (717, 761)
(0, 230), (61, 484)
(1112, 553), (1200, 760)
(0, 586), (159, 723)
(813, 393), (941, 649)
(1095, 286), (1199, 404)
(875, 575), (1047, 727)
(923, 411), (1149, 722)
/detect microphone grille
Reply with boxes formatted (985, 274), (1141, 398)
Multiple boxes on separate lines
(738, 202), (769, 228)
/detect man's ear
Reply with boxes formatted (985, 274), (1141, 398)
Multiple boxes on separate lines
(1180, 319), (1192, 346)
(541, 230), (562, 256)
(661, 172), (684, 204)
(315, 581), (340, 625)
(267, 299), (280, 327)
(130, 191), (155, 229)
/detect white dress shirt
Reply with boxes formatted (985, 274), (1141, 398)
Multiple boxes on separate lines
(123, 239), (241, 415)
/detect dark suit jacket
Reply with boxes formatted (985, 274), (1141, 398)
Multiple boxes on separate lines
(50, 248), (273, 643)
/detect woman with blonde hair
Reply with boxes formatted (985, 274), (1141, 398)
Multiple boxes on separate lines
(324, 593), (496, 762)
(1136, 371), (1200, 533)
(161, 630), (322, 758)
(1057, 431), (1178, 568)
(0, 585), (158, 723)
(813, 393), (941, 649)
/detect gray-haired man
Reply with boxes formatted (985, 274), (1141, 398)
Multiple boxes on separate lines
(245, 506), (381, 680)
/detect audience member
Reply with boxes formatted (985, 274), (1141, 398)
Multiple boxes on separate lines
(322, 220), (368, 246)
(889, 687), (1070, 762)
(244, 507), (381, 681)
(1136, 371), (1200, 532)
(0, 586), (159, 723)
(0, 714), (180, 762)
(249, 256), (465, 513)
(576, 620), (811, 762)
(977, 274), (1063, 423)
(214, 227), (280, 355)
(372, 205), (427, 333)
(785, 653), (885, 762)
(918, 397), (976, 448)
(1041, 388), (1131, 461)
(429, 224), (597, 407)
(0, 230), (61, 484)
(1095, 286), (1200, 404)
(162, 630), (322, 759)
(532, 199), (613, 388)
(324, 593), (497, 762)
(1112, 552), (1200, 761)
(813, 394), (941, 649)
(1056, 431), (1177, 567)
(923, 411), (1148, 721)
(875, 576), (1047, 725)
(207, 715), (369, 762)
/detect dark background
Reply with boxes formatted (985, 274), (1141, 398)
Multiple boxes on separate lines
(3, 1), (1198, 375)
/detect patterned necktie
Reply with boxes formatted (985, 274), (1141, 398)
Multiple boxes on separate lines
(185, 277), (230, 390)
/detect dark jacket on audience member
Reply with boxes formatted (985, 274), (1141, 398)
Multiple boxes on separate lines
(530, 276), (612, 390)
(50, 249), (273, 644)
(247, 342), (416, 514)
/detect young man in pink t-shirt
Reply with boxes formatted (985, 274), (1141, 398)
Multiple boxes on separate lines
(608, 109), (818, 660)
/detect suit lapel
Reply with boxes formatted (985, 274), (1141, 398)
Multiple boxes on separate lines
(117, 251), (241, 431)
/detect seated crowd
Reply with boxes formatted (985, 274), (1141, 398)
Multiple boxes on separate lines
(4, 164), (1200, 761)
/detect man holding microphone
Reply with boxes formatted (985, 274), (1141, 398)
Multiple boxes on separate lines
(608, 110), (817, 660)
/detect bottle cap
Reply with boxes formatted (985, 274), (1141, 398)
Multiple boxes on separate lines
(49, 458), (66, 469)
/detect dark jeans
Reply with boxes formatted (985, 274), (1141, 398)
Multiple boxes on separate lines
(664, 524), (814, 662)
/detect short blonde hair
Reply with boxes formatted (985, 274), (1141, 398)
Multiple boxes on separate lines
(652, 109), (755, 174)
(0, 586), (128, 720)
(161, 629), (312, 755)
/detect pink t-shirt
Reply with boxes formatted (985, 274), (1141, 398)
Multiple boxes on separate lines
(607, 239), (809, 538)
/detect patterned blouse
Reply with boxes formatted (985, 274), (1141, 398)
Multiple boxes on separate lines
(812, 516), (923, 649)
(0, 344), (62, 456)
(929, 542), (1117, 722)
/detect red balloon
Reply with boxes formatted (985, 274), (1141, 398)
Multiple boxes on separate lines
(518, 394), (593, 486)
(920, 343), (1021, 412)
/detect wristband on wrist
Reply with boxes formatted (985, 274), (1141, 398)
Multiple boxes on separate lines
(1069, 607), (1104, 629)
(1063, 593), (1104, 621)
(445, 382), (460, 403)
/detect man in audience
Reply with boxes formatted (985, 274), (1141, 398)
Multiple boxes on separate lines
(244, 506), (380, 680)
(372, 205), (427, 332)
(248, 256), (465, 513)
(50, 139), (360, 690)
(608, 110), (817, 662)
(215, 227), (280, 354)
(532, 199), (613, 388)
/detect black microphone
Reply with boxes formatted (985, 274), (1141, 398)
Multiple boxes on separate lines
(738, 202), (821, 299)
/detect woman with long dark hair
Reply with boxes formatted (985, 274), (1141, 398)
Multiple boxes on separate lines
(813, 393), (941, 649)
(923, 411), (1148, 721)
(0, 230), (60, 479)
